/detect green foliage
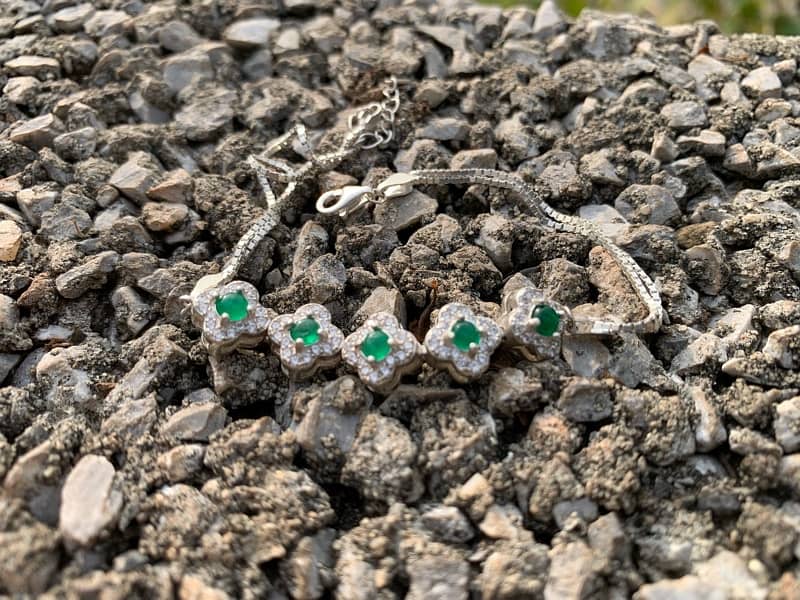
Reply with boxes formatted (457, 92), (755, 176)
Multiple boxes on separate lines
(488, 0), (800, 34)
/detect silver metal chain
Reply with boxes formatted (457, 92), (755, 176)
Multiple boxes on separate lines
(190, 77), (401, 298)
(374, 169), (664, 336)
(192, 79), (662, 338)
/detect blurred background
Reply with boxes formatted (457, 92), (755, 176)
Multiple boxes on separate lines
(489, 0), (800, 34)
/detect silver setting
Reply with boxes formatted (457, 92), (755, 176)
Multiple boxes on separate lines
(424, 303), (503, 383)
(191, 280), (270, 355)
(341, 312), (422, 393)
(500, 287), (571, 360)
(268, 304), (344, 379)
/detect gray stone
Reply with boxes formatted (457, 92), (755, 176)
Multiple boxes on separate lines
(775, 396), (800, 453)
(94, 200), (137, 232)
(128, 91), (170, 124)
(693, 551), (767, 600)
(421, 505), (474, 543)
(553, 497), (599, 528)
(340, 412), (422, 505)
(55, 251), (120, 299)
(544, 541), (598, 600)
(51, 3), (95, 33)
(295, 376), (372, 480)
(579, 150), (623, 185)
(158, 20), (203, 53)
(489, 367), (544, 416)
(303, 16), (346, 54)
(142, 202), (189, 232)
(162, 50), (214, 94)
(5, 55), (60, 79)
(577, 204), (629, 239)
(162, 403), (228, 442)
(494, 112), (539, 161)
(0, 352), (20, 383)
(8, 114), (63, 150)
(755, 98), (792, 122)
(281, 529), (335, 600)
(634, 576), (725, 600)
(223, 18), (280, 49)
(414, 80), (449, 108)
(59, 455), (123, 547)
(0, 220), (22, 262)
(661, 101), (707, 129)
(741, 66), (782, 100)
(407, 556), (469, 600)
(175, 89), (235, 142)
(111, 286), (151, 337)
(109, 159), (159, 205)
(532, 0), (566, 39)
(450, 148), (497, 170)
(763, 325), (800, 369)
(562, 335), (611, 378)
(480, 504), (529, 541)
(416, 116), (470, 141)
(474, 214), (513, 271)
(17, 185), (61, 226)
(779, 455), (800, 494)
(677, 129), (726, 157)
(53, 127), (97, 162)
(3, 76), (39, 105)
(374, 189), (437, 231)
(146, 169), (193, 205)
(689, 385), (727, 452)
(557, 377), (613, 422)
(614, 184), (680, 225)
(352, 287), (407, 327)
(83, 10), (128, 37)
(394, 138), (452, 172)
(658, 134), (691, 169)
(39, 203), (92, 242)
(101, 394), (158, 441)
(158, 444), (205, 482)
(587, 512), (627, 565)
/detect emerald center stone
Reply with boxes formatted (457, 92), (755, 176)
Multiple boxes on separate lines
(215, 291), (249, 322)
(290, 317), (320, 345)
(532, 304), (560, 336)
(451, 319), (481, 352)
(361, 328), (391, 362)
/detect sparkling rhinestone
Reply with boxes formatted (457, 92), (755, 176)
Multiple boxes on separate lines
(361, 328), (391, 362)
(290, 316), (320, 345)
(215, 291), (248, 321)
(532, 304), (560, 336)
(451, 319), (481, 352)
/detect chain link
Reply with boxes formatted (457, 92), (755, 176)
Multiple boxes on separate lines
(391, 168), (664, 336)
(350, 76), (400, 149)
(196, 77), (401, 293)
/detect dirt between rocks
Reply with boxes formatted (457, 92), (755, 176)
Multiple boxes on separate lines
(1, 0), (800, 598)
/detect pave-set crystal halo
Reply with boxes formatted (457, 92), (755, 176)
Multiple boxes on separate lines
(184, 78), (664, 392)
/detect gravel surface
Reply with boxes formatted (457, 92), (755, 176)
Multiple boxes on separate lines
(1, 0), (800, 598)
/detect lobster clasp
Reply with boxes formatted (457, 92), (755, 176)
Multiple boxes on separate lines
(316, 185), (375, 218)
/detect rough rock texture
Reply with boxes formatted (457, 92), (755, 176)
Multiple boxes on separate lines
(0, 0), (799, 597)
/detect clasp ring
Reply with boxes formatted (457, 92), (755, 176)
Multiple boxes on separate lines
(316, 185), (375, 218)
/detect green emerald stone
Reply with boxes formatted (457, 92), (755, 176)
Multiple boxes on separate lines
(532, 304), (560, 336)
(215, 291), (249, 322)
(290, 317), (320, 345)
(451, 319), (481, 352)
(361, 328), (391, 362)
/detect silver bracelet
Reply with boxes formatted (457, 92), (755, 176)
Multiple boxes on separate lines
(185, 82), (664, 393)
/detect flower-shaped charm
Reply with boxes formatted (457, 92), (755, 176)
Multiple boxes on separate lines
(341, 312), (422, 393)
(500, 287), (571, 360)
(191, 280), (270, 355)
(423, 303), (503, 382)
(267, 303), (344, 379)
